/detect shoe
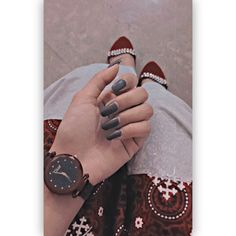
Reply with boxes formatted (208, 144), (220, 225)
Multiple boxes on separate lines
(139, 61), (168, 89)
(107, 36), (136, 63)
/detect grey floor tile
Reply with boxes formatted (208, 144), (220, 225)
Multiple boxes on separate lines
(44, 0), (192, 106)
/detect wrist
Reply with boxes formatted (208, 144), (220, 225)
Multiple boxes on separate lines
(49, 143), (75, 156)
(77, 148), (104, 186)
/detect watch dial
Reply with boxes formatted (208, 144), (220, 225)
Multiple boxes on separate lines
(45, 154), (83, 194)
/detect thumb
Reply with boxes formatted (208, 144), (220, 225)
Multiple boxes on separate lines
(83, 64), (119, 99)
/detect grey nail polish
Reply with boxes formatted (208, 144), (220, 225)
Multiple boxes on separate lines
(106, 130), (122, 140)
(102, 117), (119, 130)
(100, 103), (118, 117)
(112, 79), (126, 93)
(107, 58), (122, 68)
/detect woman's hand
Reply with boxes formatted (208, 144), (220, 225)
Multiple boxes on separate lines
(50, 64), (153, 185)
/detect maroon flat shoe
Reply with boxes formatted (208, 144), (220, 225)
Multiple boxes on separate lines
(139, 61), (168, 89)
(107, 36), (136, 63)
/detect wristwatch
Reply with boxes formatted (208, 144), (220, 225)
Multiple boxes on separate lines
(44, 151), (94, 200)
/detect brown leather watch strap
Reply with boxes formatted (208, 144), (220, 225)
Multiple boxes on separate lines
(79, 181), (94, 200)
(72, 173), (94, 200)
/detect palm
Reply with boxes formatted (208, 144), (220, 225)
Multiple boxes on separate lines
(50, 65), (150, 185)
(54, 98), (133, 183)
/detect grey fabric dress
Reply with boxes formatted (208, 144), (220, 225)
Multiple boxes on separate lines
(44, 63), (192, 183)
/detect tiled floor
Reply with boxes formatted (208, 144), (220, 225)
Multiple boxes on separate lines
(44, 0), (192, 107)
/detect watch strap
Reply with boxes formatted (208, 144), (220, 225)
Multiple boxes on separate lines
(72, 174), (94, 200)
(78, 181), (94, 200)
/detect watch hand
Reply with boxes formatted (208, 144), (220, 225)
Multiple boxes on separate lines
(53, 165), (72, 183)
(53, 164), (61, 173)
(54, 171), (73, 183)
(57, 172), (73, 183)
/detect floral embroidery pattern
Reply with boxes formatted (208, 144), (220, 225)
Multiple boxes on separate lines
(71, 216), (93, 236)
(135, 217), (144, 229)
(98, 207), (103, 217)
(157, 179), (178, 201)
(152, 176), (160, 186)
(44, 120), (192, 236)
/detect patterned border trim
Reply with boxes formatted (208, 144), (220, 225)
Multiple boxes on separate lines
(92, 181), (104, 196)
(47, 120), (58, 131)
(115, 224), (124, 236)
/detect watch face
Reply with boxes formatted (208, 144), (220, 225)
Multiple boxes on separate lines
(44, 154), (83, 194)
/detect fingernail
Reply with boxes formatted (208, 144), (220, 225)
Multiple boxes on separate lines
(100, 102), (118, 117)
(106, 130), (122, 140)
(112, 79), (126, 93)
(107, 58), (122, 68)
(102, 117), (119, 130)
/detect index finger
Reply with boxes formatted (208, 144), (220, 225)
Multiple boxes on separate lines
(83, 64), (119, 99)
